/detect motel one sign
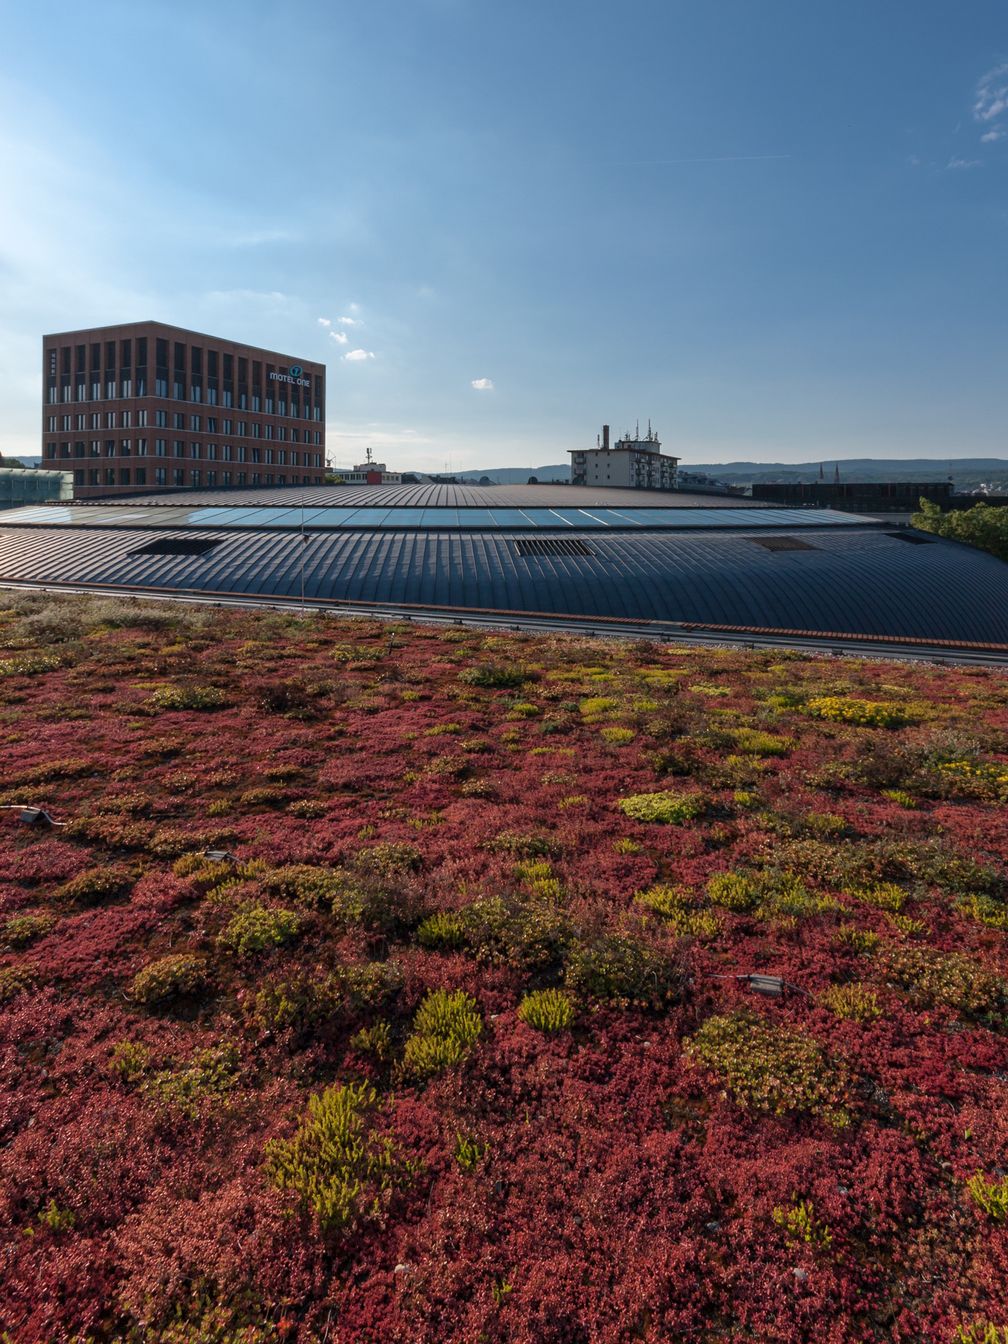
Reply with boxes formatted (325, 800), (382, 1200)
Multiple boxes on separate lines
(269, 364), (310, 388)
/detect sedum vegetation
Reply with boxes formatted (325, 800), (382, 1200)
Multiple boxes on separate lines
(0, 591), (1005, 1341)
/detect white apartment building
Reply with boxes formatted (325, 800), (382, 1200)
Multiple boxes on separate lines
(569, 423), (679, 491)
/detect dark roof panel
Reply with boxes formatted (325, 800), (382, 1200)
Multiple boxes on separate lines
(1, 520), (1006, 644)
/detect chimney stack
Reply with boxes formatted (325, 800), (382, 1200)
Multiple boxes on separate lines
(602, 424), (610, 451)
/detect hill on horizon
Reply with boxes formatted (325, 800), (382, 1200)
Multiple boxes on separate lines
(686, 457), (1008, 491)
(467, 457), (1008, 492)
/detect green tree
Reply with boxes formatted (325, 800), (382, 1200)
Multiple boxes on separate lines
(912, 498), (1008, 564)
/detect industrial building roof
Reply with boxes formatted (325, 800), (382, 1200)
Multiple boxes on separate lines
(1, 482), (1006, 645)
(74, 482), (763, 509)
(5, 503), (868, 533)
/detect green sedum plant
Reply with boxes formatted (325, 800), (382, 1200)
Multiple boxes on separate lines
(772, 1198), (832, 1249)
(516, 988), (576, 1032)
(264, 1081), (410, 1232)
(148, 684), (229, 711)
(403, 989), (482, 1078)
(3, 912), (56, 949)
(130, 953), (212, 1006)
(967, 1173), (1008, 1221)
(820, 983), (882, 1023)
(685, 1012), (851, 1126)
(217, 904), (301, 957)
(617, 790), (706, 825)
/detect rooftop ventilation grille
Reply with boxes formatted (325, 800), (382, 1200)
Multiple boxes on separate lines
(127, 537), (221, 557)
(749, 536), (818, 552)
(886, 531), (936, 545)
(514, 538), (595, 558)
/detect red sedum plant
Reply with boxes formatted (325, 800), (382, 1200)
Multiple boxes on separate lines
(0, 593), (1005, 1341)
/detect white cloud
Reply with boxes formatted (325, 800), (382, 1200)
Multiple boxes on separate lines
(344, 348), (375, 362)
(471, 377), (495, 391)
(330, 329), (348, 345)
(975, 64), (1008, 122)
(317, 316), (331, 327)
(225, 227), (300, 248)
(947, 157), (982, 170)
(337, 315), (361, 327)
(980, 127), (1006, 143)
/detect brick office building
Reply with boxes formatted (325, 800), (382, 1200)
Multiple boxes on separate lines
(41, 321), (326, 497)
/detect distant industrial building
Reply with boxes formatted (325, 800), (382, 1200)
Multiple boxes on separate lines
(751, 481), (954, 513)
(333, 462), (403, 485)
(570, 423), (679, 490)
(41, 321), (326, 498)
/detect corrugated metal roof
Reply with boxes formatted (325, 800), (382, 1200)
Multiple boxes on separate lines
(2, 521), (1006, 642)
(76, 482), (766, 510)
(3, 503), (872, 532)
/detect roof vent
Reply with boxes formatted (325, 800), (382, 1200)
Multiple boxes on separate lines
(514, 538), (595, 558)
(749, 536), (818, 552)
(886, 531), (936, 545)
(127, 537), (221, 557)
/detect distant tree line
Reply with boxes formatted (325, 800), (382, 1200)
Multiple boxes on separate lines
(913, 497), (1008, 563)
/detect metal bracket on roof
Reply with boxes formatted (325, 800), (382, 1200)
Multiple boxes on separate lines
(0, 804), (63, 828)
(713, 973), (808, 998)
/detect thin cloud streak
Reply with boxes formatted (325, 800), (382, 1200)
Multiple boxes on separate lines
(612, 154), (793, 165)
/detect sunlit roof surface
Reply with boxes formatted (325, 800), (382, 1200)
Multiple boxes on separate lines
(4, 504), (873, 531)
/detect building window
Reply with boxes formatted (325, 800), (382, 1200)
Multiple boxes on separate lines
(207, 470), (217, 486)
(136, 438), (148, 456)
(173, 440), (184, 458)
(191, 442), (200, 459)
(206, 416), (217, 433)
(156, 439), (166, 456)
(155, 410), (166, 427)
(106, 411), (116, 428)
(119, 468), (131, 485)
(190, 414), (201, 431)
(121, 410), (131, 428)
(207, 442), (217, 460)
(105, 439), (116, 458)
(155, 467), (166, 486)
(46, 416), (56, 432)
(61, 414), (71, 431)
(191, 468), (201, 487)
(137, 409), (147, 427)
(173, 412), (184, 429)
(120, 439), (131, 456)
(223, 470), (232, 486)
(173, 468), (184, 486)
(135, 467), (147, 486)
(223, 418), (232, 434)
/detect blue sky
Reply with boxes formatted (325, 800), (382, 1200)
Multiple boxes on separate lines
(1, 0), (1006, 471)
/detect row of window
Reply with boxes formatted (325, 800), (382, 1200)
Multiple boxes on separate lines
(52, 341), (317, 392)
(46, 412), (322, 444)
(46, 380), (324, 420)
(74, 468), (321, 489)
(45, 441), (322, 467)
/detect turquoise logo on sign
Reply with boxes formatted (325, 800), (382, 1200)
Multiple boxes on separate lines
(289, 365), (303, 377)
